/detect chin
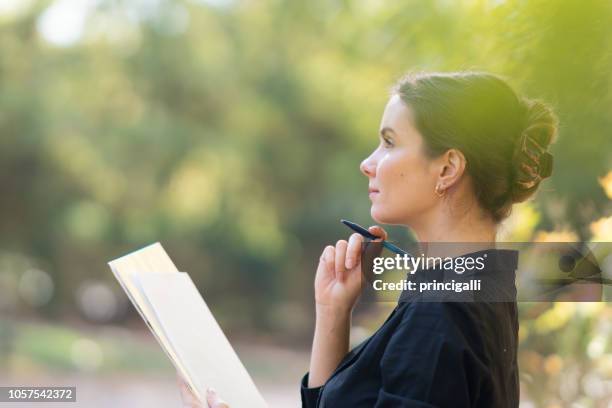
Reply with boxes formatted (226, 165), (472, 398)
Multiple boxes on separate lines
(371, 204), (414, 226)
(370, 206), (397, 225)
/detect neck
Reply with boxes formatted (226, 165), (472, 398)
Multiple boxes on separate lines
(407, 199), (498, 258)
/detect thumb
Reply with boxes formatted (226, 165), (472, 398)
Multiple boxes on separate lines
(368, 225), (388, 241)
(206, 388), (230, 408)
(361, 226), (388, 281)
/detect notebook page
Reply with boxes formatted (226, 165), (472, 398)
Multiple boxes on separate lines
(108, 243), (194, 393)
(134, 271), (267, 408)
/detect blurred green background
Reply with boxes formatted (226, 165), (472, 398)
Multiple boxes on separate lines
(0, 0), (610, 406)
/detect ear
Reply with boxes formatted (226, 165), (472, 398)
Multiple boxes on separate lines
(437, 148), (467, 190)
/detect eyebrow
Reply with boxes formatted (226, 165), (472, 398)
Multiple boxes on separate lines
(379, 127), (397, 137)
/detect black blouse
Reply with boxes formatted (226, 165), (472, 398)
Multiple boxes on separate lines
(300, 249), (520, 408)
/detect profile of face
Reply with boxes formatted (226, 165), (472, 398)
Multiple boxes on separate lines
(360, 94), (442, 226)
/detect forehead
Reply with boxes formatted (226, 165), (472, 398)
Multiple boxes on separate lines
(380, 94), (419, 138)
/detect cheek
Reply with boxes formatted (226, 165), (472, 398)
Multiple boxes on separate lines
(378, 151), (423, 188)
(378, 153), (403, 180)
(378, 152), (435, 209)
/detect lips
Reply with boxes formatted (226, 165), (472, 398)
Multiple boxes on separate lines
(368, 187), (380, 194)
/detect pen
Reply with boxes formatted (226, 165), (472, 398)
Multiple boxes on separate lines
(340, 219), (410, 256)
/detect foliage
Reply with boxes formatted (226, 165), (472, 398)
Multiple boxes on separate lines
(0, 0), (610, 405)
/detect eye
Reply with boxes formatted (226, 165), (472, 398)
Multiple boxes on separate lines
(382, 135), (394, 148)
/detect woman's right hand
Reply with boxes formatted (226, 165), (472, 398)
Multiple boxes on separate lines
(314, 226), (387, 314)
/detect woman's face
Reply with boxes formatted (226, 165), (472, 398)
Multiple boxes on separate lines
(360, 94), (440, 225)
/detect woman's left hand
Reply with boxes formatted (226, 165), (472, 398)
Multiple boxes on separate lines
(177, 374), (230, 408)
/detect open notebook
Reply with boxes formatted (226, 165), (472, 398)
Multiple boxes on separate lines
(108, 242), (267, 408)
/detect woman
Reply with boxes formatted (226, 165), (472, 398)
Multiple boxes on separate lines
(180, 71), (557, 407)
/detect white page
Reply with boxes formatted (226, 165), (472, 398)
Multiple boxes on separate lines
(107, 243), (195, 394)
(134, 271), (268, 408)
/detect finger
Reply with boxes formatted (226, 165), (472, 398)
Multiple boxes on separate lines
(368, 225), (388, 241)
(335, 240), (348, 282)
(320, 245), (334, 262)
(345, 233), (363, 270)
(206, 388), (230, 408)
(319, 245), (335, 274)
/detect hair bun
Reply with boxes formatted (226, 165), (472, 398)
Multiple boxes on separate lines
(538, 151), (553, 178)
(510, 99), (558, 203)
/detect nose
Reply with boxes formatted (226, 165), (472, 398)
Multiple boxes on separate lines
(360, 153), (377, 178)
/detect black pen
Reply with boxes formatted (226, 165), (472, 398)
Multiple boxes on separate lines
(340, 219), (410, 256)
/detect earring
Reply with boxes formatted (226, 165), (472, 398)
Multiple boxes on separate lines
(435, 184), (445, 197)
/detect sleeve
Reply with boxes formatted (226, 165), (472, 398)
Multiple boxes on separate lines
(300, 372), (322, 408)
(373, 305), (480, 408)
